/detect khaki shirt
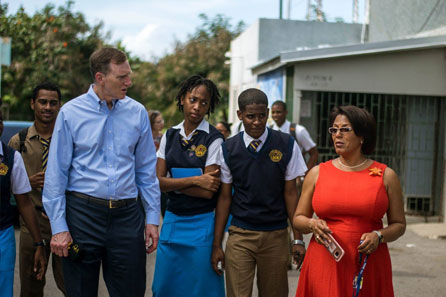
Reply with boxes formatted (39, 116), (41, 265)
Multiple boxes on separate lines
(9, 124), (53, 237)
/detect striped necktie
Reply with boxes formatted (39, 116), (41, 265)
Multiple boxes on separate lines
(39, 137), (50, 171)
(248, 139), (261, 153)
(181, 131), (199, 147)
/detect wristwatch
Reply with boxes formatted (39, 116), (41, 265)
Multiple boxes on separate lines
(292, 239), (305, 247)
(34, 240), (46, 247)
(373, 230), (384, 244)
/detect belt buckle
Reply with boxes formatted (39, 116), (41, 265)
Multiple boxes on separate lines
(109, 200), (117, 209)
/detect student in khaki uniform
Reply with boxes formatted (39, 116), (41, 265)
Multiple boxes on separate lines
(9, 82), (65, 297)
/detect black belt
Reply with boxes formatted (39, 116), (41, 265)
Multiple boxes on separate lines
(67, 191), (136, 209)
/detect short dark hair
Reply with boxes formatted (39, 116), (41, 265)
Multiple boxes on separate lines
(148, 110), (161, 127)
(89, 47), (127, 81)
(329, 105), (376, 155)
(271, 100), (287, 111)
(176, 75), (220, 116)
(32, 82), (61, 102)
(238, 88), (268, 111)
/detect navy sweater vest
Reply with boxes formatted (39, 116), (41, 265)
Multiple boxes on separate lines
(0, 142), (16, 230)
(223, 129), (294, 231)
(165, 125), (223, 215)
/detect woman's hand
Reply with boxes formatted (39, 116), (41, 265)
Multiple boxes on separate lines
(309, 218), (332, 246)
(195, 169), (220, 192)
(358, 232), (380, 254)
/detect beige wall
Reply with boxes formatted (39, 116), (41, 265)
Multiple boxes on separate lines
(293, 48), (446, 96)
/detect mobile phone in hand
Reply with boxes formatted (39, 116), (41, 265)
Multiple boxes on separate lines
(323, 233), (345, 262)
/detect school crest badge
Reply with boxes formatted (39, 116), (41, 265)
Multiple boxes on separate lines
(195, 144), (207, 157)
(0, 163), (9, 175)
(269, 150), (282, 162)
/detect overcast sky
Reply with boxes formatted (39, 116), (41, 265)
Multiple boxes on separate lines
(4, 0), (366, 61)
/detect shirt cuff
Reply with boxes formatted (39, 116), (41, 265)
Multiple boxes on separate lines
(50, 217), (69, 235)
(145, 211), (160, 226)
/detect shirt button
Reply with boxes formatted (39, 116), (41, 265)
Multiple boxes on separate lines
(108, 130), (112, 133)
(108, 164), (112, 168)
(108, 146), (112, 150)
(111, 179), (114, 183)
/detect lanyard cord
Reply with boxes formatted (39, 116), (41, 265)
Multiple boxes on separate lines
(353, 253), (368, 297)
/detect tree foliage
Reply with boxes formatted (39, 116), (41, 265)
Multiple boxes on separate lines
(0, 0), (105, 120)
(1, 2), (243, 126)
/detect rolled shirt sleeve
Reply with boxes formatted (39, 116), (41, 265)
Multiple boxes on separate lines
(11, 151), (32, 195)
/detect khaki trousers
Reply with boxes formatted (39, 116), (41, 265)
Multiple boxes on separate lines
(19, 215), (65, 297)
(225, 226), (289, 297)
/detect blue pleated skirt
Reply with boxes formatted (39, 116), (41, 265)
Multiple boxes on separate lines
(152, 211), (225, 297)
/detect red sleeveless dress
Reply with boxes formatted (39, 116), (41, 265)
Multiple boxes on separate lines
(295, 160), (394, 297)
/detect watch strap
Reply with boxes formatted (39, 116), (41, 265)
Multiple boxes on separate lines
(292, 239), (305, 246)
(373, 230), (383, 243)
(34, 240), (46, 247)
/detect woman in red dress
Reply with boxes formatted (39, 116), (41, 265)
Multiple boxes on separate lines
(293, 105), (406, 297)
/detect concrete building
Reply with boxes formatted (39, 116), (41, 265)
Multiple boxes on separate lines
(227, 0), (446, 219)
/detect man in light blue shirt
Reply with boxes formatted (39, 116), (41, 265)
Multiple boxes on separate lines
(43, 47), (160, 297)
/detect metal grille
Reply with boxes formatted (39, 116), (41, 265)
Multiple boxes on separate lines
(312, 91), (407, 178)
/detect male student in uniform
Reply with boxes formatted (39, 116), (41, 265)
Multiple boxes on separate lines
(9, 82), (65, 297)
(211, 88), (307, 297)
(271, 100), (318, 170)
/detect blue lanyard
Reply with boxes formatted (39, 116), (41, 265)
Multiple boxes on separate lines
(352, 253), (368, 297)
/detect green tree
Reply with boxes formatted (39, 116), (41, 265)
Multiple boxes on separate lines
(0, 1), (106, 120)
(130, 14), (244, 127)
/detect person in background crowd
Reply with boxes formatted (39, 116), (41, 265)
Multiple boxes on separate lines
(271, 100), (318, 171)
(152, 75), (225, 297)
(0, 110), (46, 297)
(149, 110), (164, 151)
(216, 121), (231, 139)
(293, 105), (406, 297)
(9, 82), (66, 297)
(211, 88), (307, 297)
(43, 47), (160, 297)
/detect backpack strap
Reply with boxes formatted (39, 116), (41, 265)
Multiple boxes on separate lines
(18, 127), (29, 153)
(289, 123), (298, 142)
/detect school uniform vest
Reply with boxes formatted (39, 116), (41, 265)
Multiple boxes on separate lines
(222, 129), (294, 231)
(0, 142), (16, 230)
(165, 126), (223, 216)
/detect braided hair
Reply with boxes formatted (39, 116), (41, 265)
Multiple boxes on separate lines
(176, 75), (221, 116)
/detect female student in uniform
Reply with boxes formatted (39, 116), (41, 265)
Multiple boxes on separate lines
(152, 75), (225, 297)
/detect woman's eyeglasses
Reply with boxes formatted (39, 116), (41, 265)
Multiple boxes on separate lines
(328, 127), (353, 135)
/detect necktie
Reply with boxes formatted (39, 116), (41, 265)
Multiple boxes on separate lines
(248, 139), (261, 153)
(181, 131), (199, 148)
(39, 137), (50, 171)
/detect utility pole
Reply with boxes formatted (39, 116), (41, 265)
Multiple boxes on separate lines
(287, 0), (292, 19)
(352, 0), (359, 23)
(316, 0), (323, 22)
(279, 0), (283, 19)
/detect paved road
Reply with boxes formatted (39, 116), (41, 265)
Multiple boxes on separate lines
(13, 218), (446, 296)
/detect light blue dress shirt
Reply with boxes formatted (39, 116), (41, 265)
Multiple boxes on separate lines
(43, 85), (160, 235)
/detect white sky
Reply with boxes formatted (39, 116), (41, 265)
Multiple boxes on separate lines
(4, 0), (366, 61)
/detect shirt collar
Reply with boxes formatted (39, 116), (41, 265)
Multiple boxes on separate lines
(86, 84), (121, 111)
(272, 119), (290, 133)
(243, 127), (268, 148)
(27, 124), (40, 140)
(173, 118), (210, 139)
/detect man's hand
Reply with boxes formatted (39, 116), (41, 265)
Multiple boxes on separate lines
(195, 169), (220, 192)
(211, 246), (225, 275)
(145, 224), (159, 254)
(51, 231), (72, 257)
(292, 244), (306, 270)
(34, 246), (47, 280)
(29, 172), (45, 189)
